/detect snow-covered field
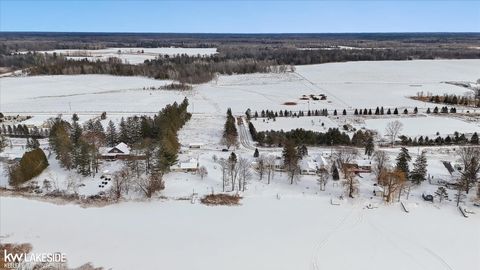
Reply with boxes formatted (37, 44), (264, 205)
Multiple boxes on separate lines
(23, 47), (218, 64)
(1, 60), (478, 115)
(362, 115), (480, 137)
(251, 116), (339, 132)
(1, 196), (478, 270)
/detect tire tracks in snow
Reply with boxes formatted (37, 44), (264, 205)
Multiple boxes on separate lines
(366, 214), (454, 270)
(311, 203), (363, 270)
(294, 71), (351, 109)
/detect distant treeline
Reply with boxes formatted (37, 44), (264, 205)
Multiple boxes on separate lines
(218, 46), (480, 66)
(4, 53), (285, 84)
(0, 123), (48, 138)
(246, 105), (459, 120)
(2, 32), (480, 52)
(412, 94), (480, 108)
(398, 132), (479, 146)
(248, 120), (370, 147)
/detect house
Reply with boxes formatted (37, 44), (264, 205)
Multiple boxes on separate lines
(273, 157), (285, 171)
(315, 155), (328, 170)
(357, 160), (372, 172)
(99, 142), (131, 161)
(343, 163), (370, 174)
(170, 158), (199, 172)
(300, 159), (318, 175)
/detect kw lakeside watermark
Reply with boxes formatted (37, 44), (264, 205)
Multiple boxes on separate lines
(3, 250), (67, 269)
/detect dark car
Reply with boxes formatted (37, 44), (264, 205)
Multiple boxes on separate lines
(422, 194), (434, 202)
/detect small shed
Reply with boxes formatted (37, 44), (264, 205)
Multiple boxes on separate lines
(188, 143), (204, 149)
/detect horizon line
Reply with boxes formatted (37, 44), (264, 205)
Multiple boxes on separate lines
(1, 31), (480, 35)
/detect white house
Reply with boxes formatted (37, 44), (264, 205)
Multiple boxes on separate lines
(171, 158), (199, 172)
(315, 155), (328, 170)
(300, 159), (318, 175)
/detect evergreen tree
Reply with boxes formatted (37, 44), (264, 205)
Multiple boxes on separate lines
(156, 128), (179, 172)
(395, 147), (411, 177)
(26, 137), (40, 150)
(49, 118), (73, 169)
(76, 140), (92, 176)
(332, 163), (340, 180)
(106, 120), (117, 147)
(283, 140), (300, 184)
(364, 135), (375, 157)
(471, 132), (479, 144)
(118, 117), (128, 143)
(0, 134), (7, 153)
(245, 108), (251, 120)
(410, 151), (428, 184)
(70, 119), (83, 146)
(253, 148), (259, 158)
(297, 144), (308, 158)
(222, 108), (238, 148)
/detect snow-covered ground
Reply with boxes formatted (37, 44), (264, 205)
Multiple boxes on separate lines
(2, 59), (479, 115)
(362, 115), (480, 137)
(21, 47), (218, 64)
(250, 116), (339, 132)
(1, 195), (478, 270)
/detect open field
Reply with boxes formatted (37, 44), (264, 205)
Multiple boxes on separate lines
(362, 116), (480, 137)
(22, 47), (218, 64)
(1, 196), (478, 270)
(1, 59), (478, 115)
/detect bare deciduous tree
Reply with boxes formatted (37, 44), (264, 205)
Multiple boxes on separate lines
(238, 157), (252, 192)
(198, 166), (208, 180)
(333, 147), (358, 177)
(342, 171), (358, 198)
(217, 158), (229, 192)
(454, 178), (467, 206)
(379, 169), (406, 203)
(457, 146), (480, 194)
(135, 172), (164, 198)
(385, 120), (403, 147)
(111, 166), (132, 200)
(265, 155), (276, 184)
(255, 155), (267, 181)
(373, 150), (389, 183)
(317, 170), (329, 191)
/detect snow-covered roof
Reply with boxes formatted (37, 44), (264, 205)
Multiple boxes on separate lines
(356, 159), (372, 167)
(315, 155), (328, 166)
(172, 158), (199, 170)
(189, 143), (204, 147)
(100, 142), (131, 156)
(300, 159), (317, 171)
(114, 142), (130, 155)
(180, 162), (198, 169)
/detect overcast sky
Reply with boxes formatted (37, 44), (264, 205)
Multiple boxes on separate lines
(1, 0), (479, 33)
